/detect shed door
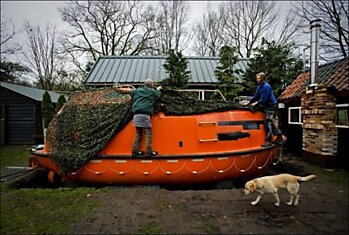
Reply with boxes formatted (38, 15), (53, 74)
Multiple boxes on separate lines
(6, 104), (36, 144)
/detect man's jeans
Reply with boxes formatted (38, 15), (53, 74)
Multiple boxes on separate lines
(132, 127), (152, 153)
(263, 105), (282, 141)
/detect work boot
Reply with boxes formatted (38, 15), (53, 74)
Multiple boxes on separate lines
(132, 151), (144, 158)
(261, 141), (272, 147)
(273, 135), (284, 144)
(145, 151), (158, 158)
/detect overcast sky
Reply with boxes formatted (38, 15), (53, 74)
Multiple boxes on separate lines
(1, 1), (221, 36)
(1, 1), (292, 58)
(1, 1), (224, 57)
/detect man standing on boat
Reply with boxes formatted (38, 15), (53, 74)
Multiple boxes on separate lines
(247, 72), (284, 147)
(130, 78), (162, 157)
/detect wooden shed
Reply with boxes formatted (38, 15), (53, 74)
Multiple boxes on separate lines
(0, 82), (62, 145)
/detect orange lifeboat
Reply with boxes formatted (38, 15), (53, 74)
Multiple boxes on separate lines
(30, 88), (285, 186)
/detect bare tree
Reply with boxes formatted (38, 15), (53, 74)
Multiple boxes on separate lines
(1, 16), (31, 86)
(292, 0), (349, 60)
(21, 21), (77, 90)
(191, 7), (224, 56)
(155, 0), (193, 54)
(190, 1), (301, 58)
(59, 0), (159, 72)
(219, 1), (278, 58)
(0, 16), (20, 55)
(275, 10), (302, 46)
(22, 21), (57, 89)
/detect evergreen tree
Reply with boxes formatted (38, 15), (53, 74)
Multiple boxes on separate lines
(55, 94), (67, 113)
(42, 91), (54, 128)
(214, 45), (244, 101)
(0, 60), (31, 83)
(161, 49), (190, 88)
(242, 38), (304, 97)
(85, 61), (95, 73)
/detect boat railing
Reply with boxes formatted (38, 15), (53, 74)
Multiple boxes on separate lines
(176, 89), (227, 102)
(113, 83), (227, 102)
(233, 95), (252, 105)
(113, 83), (135, 90)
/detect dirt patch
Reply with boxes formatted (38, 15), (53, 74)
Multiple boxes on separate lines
(67, 154), (348, 234)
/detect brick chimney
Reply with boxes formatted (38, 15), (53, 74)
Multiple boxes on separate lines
(301, 19), (337, 167)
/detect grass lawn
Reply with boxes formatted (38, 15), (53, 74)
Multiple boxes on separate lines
(0, 145), (107, 234)
(1, 146), (347, 234)
(0, 145), (31, 169)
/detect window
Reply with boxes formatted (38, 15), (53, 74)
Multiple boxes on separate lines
(288, 107), (302, 124)
(336, 104), (349, 128)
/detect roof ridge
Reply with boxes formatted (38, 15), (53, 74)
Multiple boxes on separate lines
(98, 55), (250, 61)
(1, 81), (63, 102)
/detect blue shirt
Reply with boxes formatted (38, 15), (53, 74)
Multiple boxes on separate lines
(249, 81), (277, 106)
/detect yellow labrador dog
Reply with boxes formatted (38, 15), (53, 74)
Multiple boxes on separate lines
(244, 173), (316, 207)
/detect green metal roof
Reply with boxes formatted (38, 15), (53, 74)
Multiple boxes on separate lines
(0, 82), (63, 103)
(84, 56), (249, 87)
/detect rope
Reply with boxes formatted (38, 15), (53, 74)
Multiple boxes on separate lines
(184, 158), (212, 174)
(272, 144), (283, 165)
(209, 157), (235, 173)
(109, 159), (135, 174)
(68, 147), (281, 179)
(133, 160), (160, 175)
(158, 159), (186, 174)
(233, 154), (257, 173)
(83, 160), (109, 174)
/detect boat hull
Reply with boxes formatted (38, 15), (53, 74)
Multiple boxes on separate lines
(32, 109), (285, 186)
(31, 146), (281, 185)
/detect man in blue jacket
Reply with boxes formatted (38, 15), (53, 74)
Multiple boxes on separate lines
(130, 79), (162, 157)
(247, 72), (284, 147)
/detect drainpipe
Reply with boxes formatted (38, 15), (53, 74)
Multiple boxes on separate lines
(309, 19), (321, 88)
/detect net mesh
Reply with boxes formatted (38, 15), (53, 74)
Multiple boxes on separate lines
(46, 88), (245, 173)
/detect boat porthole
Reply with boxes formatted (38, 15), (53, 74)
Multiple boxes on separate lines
(179, 141), (183, 148)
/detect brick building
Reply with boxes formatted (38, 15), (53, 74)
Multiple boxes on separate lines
(278, 57), (349, 168)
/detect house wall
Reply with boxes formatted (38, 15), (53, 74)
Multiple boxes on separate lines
(0, 87), (38, 144)
(301, 85), (337, 167)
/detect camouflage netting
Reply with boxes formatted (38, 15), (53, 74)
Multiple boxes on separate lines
(46, 88), (246, 173)
(157, 89), (244, 115)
